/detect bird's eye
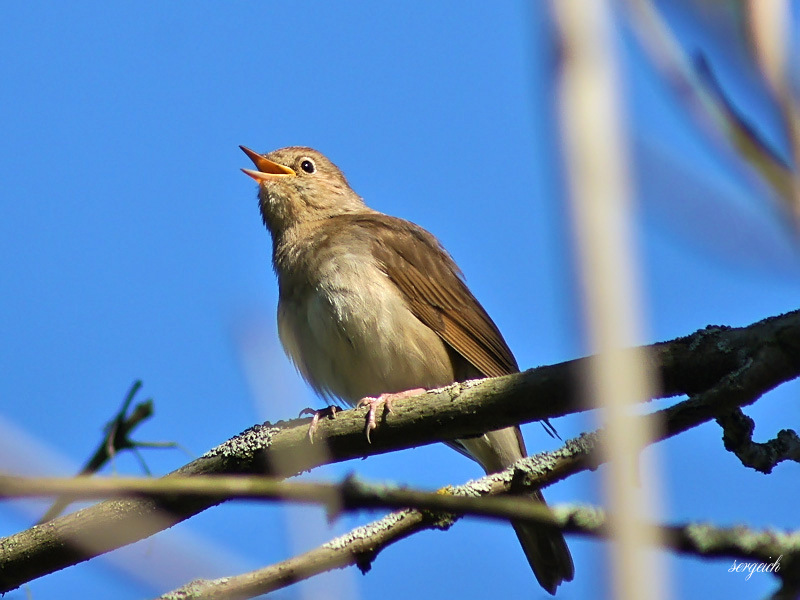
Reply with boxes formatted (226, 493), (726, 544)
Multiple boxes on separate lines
(300, 159), (316, 174)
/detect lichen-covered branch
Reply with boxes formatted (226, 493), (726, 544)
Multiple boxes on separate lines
(0, 310), (798, 593)
(154, 358), (799, 600)
(9, 466), (800, 579)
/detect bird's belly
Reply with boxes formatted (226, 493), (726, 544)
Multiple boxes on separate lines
(277, 272), (455, 405)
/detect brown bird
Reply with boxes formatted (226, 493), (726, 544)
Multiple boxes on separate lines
(240, 145), (574, 595)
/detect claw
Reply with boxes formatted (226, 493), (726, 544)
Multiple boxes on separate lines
(356, 396), (383, 443)
(356, 388), (425, 443)
(299, 406), (339, 443)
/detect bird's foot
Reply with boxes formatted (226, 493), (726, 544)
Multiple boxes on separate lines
(357, 388), (425, 443)
(299, 405), (340, 443)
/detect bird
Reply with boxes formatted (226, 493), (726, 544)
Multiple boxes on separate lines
(240, 144), (574, 595)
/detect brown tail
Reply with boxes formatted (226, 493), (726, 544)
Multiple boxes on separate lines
(512, 489), (574, 595)
(453, 427), (574, 595)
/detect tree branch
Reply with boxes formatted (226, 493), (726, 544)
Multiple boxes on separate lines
(7, 470), (799, 571)
(37, 380), (157, 524)
(0, 310), (798, 593)
(157, 499), (799, 600)
(716, 408), (800, 474)
(161, 356), (800, 599)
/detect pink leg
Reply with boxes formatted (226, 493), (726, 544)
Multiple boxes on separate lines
(357, 388), (425, 443)
(299, 405), (340, 443)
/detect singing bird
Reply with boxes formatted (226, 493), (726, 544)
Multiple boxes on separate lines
(240, 145), (573, 594)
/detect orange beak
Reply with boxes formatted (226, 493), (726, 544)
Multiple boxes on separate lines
(240, 145), (296, 182)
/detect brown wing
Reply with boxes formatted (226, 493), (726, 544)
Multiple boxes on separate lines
(350, 213), (519, 378)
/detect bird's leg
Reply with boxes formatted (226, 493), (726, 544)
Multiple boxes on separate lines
(357, 388), (425, 443)
(299, 405), (340, 443)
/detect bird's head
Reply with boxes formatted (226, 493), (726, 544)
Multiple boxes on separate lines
(240, 146), (366, 236)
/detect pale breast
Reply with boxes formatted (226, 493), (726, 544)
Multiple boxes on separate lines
(277, 244), (456, 405)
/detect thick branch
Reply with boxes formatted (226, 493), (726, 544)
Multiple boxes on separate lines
(0, 310), (798, 592)
(156, 358), (797, 600)
(716, 408), (800, 474)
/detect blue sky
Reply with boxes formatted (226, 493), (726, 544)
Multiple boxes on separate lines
(1, 3), (798, 599)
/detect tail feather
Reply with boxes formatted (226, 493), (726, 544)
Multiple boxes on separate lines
(454, 427), (574, 595)
(512, 490), (574, 595)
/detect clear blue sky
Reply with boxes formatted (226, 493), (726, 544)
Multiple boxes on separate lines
(1, 2), (798, 599)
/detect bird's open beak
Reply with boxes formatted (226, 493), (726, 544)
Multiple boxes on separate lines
(240, 145), (296, 182)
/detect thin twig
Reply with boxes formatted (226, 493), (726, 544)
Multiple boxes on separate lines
(37, 381), (158, 524)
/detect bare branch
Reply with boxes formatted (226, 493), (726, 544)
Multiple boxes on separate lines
(0, 310), (798, 593)
(163, 357), (800, 599)
(716, 408), (800, 474)
(37, 381), (161, 524)
(158, 498), (799, 600)
(7, 467), (800, 572)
